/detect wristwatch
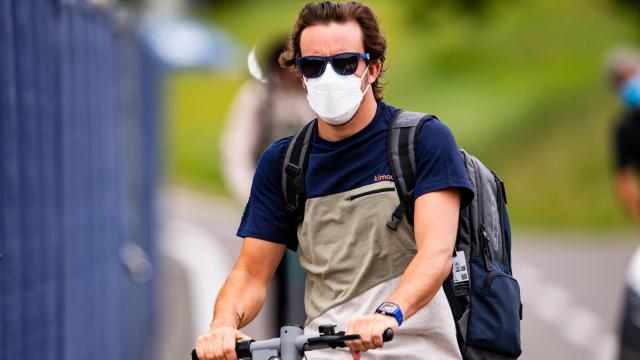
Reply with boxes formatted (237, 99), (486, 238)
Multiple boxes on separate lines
(375, 301), (403, 326)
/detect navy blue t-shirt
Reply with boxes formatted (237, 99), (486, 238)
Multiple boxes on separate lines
(237, 101), (474, 247)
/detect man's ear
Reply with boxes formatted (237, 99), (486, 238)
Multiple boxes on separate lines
(367, 60), (382, 84)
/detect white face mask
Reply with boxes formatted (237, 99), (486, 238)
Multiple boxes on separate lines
(303, 64), (370, 126)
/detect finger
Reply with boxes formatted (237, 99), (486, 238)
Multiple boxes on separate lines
(352, 323), (367, 353)
(351, 350), (361, 360)
(372, 326), (384, 348)
(361, 324), (374, 350)
(236, 330), (251, 341)
(357, 341), (367, 353)
(196, 338), (207, 360)
(222, 331), (237, 360)
(345, 319), (358, 353)
(345, 337), (359, 354)
(346, 318), (356, 336)
(200, 337), (212, 360)
(208, 335), (219, 360)
(212, 332), (224, 360)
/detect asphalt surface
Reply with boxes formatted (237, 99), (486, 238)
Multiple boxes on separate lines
(514, 234), (637, 360)
(157, 187), (638, 360)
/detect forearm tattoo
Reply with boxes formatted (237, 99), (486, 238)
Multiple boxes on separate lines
(235, 311), (245, 327)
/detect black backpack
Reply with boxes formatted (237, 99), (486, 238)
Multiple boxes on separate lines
(281, 110), (522, 359)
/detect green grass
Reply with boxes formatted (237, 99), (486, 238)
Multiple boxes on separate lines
(165, 71), (244, 195)
(165, 0), (640, 229)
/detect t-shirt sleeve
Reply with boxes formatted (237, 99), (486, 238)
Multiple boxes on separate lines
(414, 118), (475, 208)
(236, 138), (298, 248)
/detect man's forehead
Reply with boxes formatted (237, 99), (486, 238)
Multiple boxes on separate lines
(300, 21), (364, 56)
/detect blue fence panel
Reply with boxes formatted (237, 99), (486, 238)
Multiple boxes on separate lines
(0, 0), (6, 355)
(1, 1), (162, 359)
(58, 3), (76, 357)
(12, 0), (34, 357)
(100, 11), (126, 360)
(28, 1), (61, 359)
(61, 4), (88, 358)
(37, 1), (63, 358)
(0, 1), (20, 359)
(133, 39), (163, 360)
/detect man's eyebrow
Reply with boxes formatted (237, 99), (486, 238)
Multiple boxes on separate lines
(301, 49), (363, 56)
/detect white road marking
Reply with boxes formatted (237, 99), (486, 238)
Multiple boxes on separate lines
(514, 262), (619, 359)
(561, 307), (600, 348)
(532, 283), (571, 323)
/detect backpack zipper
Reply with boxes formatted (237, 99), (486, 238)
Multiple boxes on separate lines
(473, 158), (493, 271)
(479, 224), (493, 270)
(492, 172), (507, 264)
(345, 187), (395, 201)
(472, 158), (485, 223)
(483, 271), (519, 289)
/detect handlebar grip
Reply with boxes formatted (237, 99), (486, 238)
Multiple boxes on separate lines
(235, 339), (254, 359)
(190, 339), (254, 360)
(382, 328), (394, 342)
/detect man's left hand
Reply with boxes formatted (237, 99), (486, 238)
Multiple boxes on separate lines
(345, 313), (399, 354)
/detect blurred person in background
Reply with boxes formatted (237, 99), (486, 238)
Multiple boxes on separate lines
(196, 1), (474, 359)
(221, 38), (313, 203)
(610, 48), (640, 225)
(221, 38), (313, 334)
(608, 47), (640, 360)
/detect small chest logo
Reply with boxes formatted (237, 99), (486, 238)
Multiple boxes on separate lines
(374, 174), (394, 182)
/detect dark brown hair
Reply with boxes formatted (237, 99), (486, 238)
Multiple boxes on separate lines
(280, 1), (387, 100)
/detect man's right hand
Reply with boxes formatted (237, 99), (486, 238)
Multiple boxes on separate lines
(195, 326), (251, 360)
(196, 238), (285, 359)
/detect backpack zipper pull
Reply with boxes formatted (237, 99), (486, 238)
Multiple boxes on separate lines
(479, 224), (493, 271)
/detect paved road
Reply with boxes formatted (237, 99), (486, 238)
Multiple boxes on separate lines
(514, 234), (637, 359)
(157, 187), (638, 360)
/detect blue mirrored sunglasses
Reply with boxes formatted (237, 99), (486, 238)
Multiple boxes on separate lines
(295, 52), (370, 78)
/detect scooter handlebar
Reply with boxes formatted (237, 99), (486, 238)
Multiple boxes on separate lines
(190, 327), (393, 359)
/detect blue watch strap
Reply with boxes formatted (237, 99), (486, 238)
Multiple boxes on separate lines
(375, 301), (403, 326)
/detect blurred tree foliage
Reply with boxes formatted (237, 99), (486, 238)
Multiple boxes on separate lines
(192, 0), (245, 8)
(167, 0), (640, 230)
(614, 0), (640, 32)
(615, 0), (640, 12)
(403, 0), (490, 23)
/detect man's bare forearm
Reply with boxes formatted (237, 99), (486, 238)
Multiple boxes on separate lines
(211, 268), (268, 330)
(210, 238), (286, 331)
(616, 169), (640, 225)
(387, 189), (459, 320)
(387, 251), (452, 319)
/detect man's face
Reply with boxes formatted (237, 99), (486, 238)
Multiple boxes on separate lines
(299, 20), (377, 91)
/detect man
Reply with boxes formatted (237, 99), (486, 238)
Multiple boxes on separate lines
(608, 48), (640, 360)
(195, 2), (473, 359)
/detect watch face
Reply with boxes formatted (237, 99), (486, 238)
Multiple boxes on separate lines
(379, 303), (398, 313)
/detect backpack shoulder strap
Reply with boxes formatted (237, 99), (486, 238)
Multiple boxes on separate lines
(281, 119), (316, 222)
(387, 110), (436, 230)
